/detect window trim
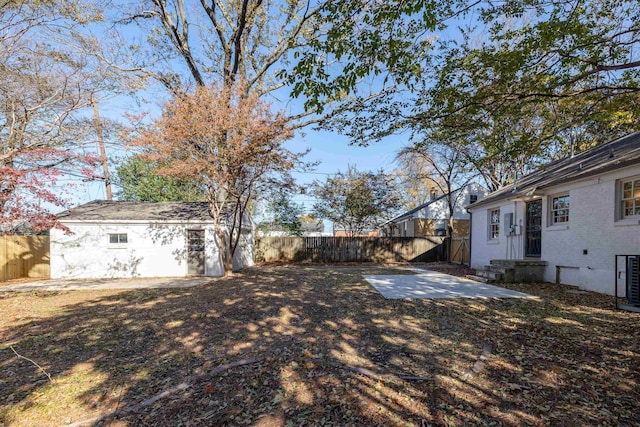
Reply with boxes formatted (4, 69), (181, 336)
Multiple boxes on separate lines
(619, 176), (640, 220)
(488, 208), (500, 240)
(549, 193), (570, 226)
(108, 233), (128, 245)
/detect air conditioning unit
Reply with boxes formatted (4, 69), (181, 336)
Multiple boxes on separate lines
(627, 256), (640, 306)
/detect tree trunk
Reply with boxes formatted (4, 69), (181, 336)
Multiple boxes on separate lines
(214, 223), (233, 276)
(446, 198), (455, 263)
(92, 100), (112, 200)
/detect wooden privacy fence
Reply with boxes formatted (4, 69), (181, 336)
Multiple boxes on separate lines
(450, 237), (470, 265)
(0, 236), (50, 281)
(256, 236), (446, 263)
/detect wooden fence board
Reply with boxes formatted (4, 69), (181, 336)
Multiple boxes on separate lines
(0, 236), (50, 281)
(256, 236), (446, 263)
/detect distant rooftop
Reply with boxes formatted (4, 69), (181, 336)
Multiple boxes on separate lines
(386, 189), (460, 225)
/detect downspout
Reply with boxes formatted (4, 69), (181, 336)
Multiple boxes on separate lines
(514, 200), (518, 259)
(506, 201), (516, 259)
(466, 207), (472, 267)
(513, 201), (526, 259)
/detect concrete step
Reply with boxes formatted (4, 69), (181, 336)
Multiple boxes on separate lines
(484, 265), (510, 273)
(476, 270), (503, 281)
(488, 259), (547, 283)
(466, 274), (494, 283)
(490, 259), (547, 267)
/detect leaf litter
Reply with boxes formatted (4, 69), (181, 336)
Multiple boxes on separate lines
(0, 264), (639, 426)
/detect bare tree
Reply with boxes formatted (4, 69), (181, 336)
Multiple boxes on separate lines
(397, 144), (476, 261)
(312, 166), (402, 236)
(394, 150), (444, 209)
(0, 1), (108, 232)
(111, 1), (326, 105)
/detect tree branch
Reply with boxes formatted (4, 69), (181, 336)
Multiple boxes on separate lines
(10, 345), (53, 383)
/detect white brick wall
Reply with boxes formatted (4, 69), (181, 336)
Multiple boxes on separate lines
(541, 167), (640, 294)
(470, 201), (522, 269)
(471, 164), (640, 295)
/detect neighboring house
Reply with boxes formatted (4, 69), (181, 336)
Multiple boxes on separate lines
(383, 183), (488, 237)
(50, 201), (253, 279)
(468, 132), (640, 295)
(301, 220), (327, 236)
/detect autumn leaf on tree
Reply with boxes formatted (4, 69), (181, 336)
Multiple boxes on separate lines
(131, 82), (304, 274)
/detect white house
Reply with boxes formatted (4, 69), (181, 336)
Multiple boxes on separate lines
(468, 132), (640, 295)
(384, 183), (488, 237)
(50, 201), (254, 279)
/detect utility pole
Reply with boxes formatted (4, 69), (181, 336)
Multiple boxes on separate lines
(92, 98), (112, 200)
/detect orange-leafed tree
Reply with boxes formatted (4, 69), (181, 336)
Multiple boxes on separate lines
(133, 83), (299, 274)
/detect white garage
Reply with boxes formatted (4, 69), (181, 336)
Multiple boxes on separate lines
(50, 201), (253, 279)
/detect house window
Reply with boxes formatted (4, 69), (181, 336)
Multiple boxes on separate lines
(621, 178), (640, 218)
(108, 233), (128, 244)
(489, 208), (500, 240)
(469, 194), (478, 204)
(434, 219), (447, 236)
(551, 194), (570, 224)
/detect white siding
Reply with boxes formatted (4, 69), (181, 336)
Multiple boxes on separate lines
(416, 183), (489, 220)
(233, 228), (255, 271)
(418, 199), (449, 220)
(51, 221), (253, 279)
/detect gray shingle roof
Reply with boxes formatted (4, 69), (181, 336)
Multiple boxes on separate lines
(469, 131), (640, 209)
(57, 200), (213, 221)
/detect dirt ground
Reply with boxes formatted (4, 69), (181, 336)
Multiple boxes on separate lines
(1, 263), (639, 426)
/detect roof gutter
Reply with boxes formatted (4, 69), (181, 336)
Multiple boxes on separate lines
(58, 219), (216, 225)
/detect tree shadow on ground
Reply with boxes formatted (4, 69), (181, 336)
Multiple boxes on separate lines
(0, 267), (639, 426)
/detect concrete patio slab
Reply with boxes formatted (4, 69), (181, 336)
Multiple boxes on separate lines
(0, 276), (213, 292)
(363, 269), (537, 299)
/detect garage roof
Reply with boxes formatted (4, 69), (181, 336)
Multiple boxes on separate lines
(57, 200), (212, 221)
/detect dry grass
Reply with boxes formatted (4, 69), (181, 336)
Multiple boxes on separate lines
(1, 264), (639, 426)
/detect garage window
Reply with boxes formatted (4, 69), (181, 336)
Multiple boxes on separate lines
(108, 233), (128, 244)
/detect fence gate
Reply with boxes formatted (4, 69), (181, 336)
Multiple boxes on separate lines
(450, 237), (470, 265)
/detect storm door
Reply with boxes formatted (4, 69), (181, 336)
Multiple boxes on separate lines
(187, 230), (205, 275)
(525, 200), (542, 257)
